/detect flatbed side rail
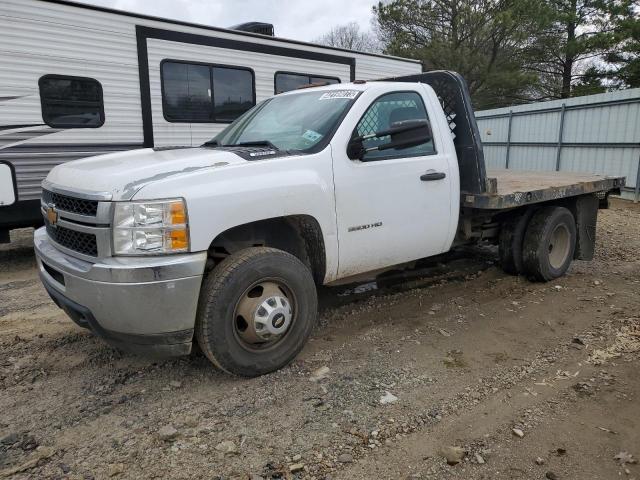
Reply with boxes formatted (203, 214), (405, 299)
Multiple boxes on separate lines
(463, 177), (625, 210)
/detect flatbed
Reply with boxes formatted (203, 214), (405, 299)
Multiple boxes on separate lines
(463, 170), (625, 209)
(386, 72), (625, 213)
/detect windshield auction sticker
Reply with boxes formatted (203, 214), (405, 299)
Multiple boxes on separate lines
(302, 130), (323, 142)
(318, 90), (359, 100)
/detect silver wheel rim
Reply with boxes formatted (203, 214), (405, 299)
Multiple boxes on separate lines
(233, 279), (296, 351)
(548, 224), (571, 269)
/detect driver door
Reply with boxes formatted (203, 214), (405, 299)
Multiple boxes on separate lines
(332, 88), (455, 279)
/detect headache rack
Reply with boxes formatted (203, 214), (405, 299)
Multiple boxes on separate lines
(379, 70), (488, 196)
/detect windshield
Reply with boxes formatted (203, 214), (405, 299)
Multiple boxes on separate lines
(208, 89), (360, 152)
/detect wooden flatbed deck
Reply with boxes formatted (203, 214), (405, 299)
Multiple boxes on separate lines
(463, 169), (625, 210)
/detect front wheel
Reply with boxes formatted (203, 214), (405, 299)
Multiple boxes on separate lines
(195, 247), (317, 377)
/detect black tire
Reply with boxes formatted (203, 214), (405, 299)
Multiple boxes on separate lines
(522, 206), (576, 282)
(498, 208), (534, 275)
(195, 247), (317, 377)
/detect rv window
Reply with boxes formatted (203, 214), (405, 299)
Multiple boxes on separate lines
(39, 75), (104, 128)
(212, 67), (255, 122)
(161, 61), (256, 123)
(311, 76), (341, 86)
(275, 72), (340, 94)
(162, 62), (212, 122)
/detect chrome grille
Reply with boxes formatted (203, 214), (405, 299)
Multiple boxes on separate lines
(42, 189), (98, 216)
(46, 224), (98, 257)
(41, 184), (112, 259)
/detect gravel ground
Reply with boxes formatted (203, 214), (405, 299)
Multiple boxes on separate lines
(0, 200), (639, 480)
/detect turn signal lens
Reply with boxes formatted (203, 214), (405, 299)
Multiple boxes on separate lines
(170, 228), (188, 250)
(169, 201), (187, 225)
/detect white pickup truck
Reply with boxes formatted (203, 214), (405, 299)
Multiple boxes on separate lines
(35, 71), (624, 376)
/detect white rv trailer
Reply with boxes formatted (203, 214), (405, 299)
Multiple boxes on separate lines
(0, 0), (421, 240)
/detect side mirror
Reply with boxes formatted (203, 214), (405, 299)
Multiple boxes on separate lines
(347, 119), (432, 160)
(380, 119), (432, 151)
(347, 138), (365, 160)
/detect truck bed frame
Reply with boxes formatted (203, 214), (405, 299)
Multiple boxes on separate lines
(464, 170), (624, 210)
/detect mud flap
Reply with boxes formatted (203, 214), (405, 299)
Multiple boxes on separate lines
(571, 195), (598, 261)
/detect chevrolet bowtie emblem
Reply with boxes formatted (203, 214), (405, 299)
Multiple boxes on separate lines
(46, 204), (58, 226)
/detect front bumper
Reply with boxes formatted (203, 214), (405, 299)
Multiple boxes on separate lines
(34, 227), (207, 356)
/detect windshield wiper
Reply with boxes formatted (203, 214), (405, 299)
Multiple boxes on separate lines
(202, 139), (282, 152)
(229, 140), (279, 150)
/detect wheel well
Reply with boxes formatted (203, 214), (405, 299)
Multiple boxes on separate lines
(207, 215), (327, 284)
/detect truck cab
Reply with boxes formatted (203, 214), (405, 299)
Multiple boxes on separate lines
(35, 72), (623, 376)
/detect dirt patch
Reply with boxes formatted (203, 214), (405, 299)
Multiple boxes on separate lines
(1, 204), (639, 480)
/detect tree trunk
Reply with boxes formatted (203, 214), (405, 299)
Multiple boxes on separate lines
(561, 58), (573, 98)
(561, 0), (577, 98)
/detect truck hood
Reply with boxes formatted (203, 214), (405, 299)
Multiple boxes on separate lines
(45, 147), (247, 200)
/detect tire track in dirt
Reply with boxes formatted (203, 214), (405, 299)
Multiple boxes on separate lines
(0, 206), (638, 479)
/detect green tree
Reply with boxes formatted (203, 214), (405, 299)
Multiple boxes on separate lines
(571, 65), (608, 96)
(526, 0), (636, 98)
(373, 0), (638, 107)
(603, 1), (640, 88)
(373, 0), (549, 109)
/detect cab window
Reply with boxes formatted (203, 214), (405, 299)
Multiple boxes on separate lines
(354, 91), (435, 161)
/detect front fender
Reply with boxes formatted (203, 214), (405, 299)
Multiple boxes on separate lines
(133, 150), (339, 282)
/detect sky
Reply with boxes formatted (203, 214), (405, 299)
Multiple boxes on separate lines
(77, 0), (377, 42)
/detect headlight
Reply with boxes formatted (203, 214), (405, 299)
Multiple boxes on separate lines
(112, 199), (189, 255)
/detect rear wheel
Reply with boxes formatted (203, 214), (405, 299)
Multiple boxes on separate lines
(195, 247), (317, 377)
(498, 209), (534, 275)
(522, 206), (576, 281)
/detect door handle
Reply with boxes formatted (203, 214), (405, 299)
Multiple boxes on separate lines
(420, 172), (446, 181)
